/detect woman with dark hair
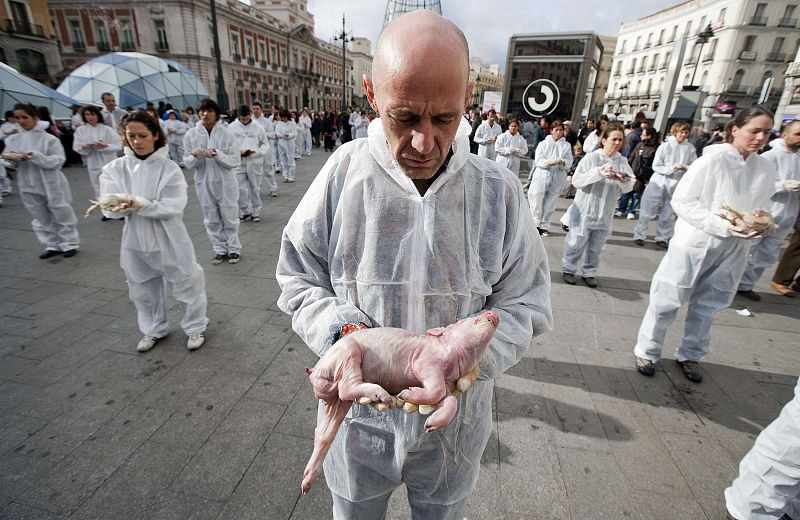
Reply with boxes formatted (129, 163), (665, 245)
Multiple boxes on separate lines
(581, 114), (609, 154)
(73, 105), (122, 207)
(1, 103), (79, 258)
(633, 105), (778, 383)
(99, 110), (208, 352)
(275, 108), (297, 182)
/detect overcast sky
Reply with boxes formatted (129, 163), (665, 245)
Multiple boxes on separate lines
(307, 0), (682, 71)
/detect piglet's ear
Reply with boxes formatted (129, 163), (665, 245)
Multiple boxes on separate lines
(426, 327), (445, 337)
(306, 367), (313, 376)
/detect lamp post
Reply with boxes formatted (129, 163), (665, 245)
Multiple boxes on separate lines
(332, 14), (353, 112)
(210, 0), (229, 109)
(617, 82), (629, 119)
(689, 23), (715, 87)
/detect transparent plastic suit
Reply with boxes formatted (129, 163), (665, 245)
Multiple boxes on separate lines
(529, 135), (574, 231)
(494, 130), (528, 175)
(73, 122), (122, 198)
(161, 117), (188, 165)
(5, 120), (79, 252)
(276, 117), (552, 516)
(633, 136), (698, 242)
(254, 115), (278, 194)
(227, 119), (270, 218)
(725, 375), (800, 520)
(634, 144), (777, 363)
(739, 139), (800, 291)
(100, 146), (208, 337)
(274, 119), (297, 181)
(182, 121), (241, 255)
(562, 149), (634, 276)
(473, 120), (502, 160)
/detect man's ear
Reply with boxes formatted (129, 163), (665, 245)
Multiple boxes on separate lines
(364, 74), (379, 114)
(464, 82), (474, 111)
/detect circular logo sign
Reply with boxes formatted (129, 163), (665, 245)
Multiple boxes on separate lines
(522, 79), (560, 117)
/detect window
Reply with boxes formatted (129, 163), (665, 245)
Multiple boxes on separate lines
(209, 24), (216, 56)
(731, 69), (745, 90)
(665, 51), (672, 66)
(651, 54), (659, 69)
(658, 29), (665, 45)
(784, 5), (797, 19)
(705, 39), (717, 60)
(619, 40), (627, 54)
(231, 33), (240, 59)
(9, 0), (30, 28)
(120, 20), (135, 49)
(646, 33), (652, 47)
(772, 37), (785, 53)
(245, 38), (254, 62)
(699, 15), (707, 31)
(258, 41), (265, 60)
(154, 20), (168, 51)
(719, 8), (727, 22)
(280, 48), (286, 66)
(684, 21), (693, 37)
(634, 35), (641, 50)
(743, 35), (757, 51)
(16, 49), (47, 77)
(68, 19), (84, 49)
(754, 3), (767, 18)
(95, 20), (110, 49)
(269, 45), (276, 64)
(670, 25), (678, 42)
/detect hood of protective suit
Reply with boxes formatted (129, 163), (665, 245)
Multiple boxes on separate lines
(769, 138), (784, 150)
(366, 116), (471, 193)
(123, 145), (170, 163)
(21, 120), (51, 134)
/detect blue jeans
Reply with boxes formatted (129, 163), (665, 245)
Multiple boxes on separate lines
(617, 190), (642, 214)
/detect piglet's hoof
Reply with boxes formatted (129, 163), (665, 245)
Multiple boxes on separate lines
(403, 402), (419, 413)
(418, 404), (437, 415)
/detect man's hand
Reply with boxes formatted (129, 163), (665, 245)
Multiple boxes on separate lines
(1, 151), (29, 161)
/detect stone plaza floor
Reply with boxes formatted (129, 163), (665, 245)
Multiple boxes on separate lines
(0, 147), (798, 519)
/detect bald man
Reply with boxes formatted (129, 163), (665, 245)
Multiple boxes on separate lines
(277, 11), (552, 518)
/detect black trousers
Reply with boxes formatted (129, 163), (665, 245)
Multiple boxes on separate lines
(772, 228), (800, 286)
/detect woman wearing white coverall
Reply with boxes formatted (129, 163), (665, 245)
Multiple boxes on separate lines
(529, 120), (573, 235)
(276, 11), (552, 518)
(182, 98), (242, 265)
(72, 105), (122, 203)
(737, 123), (800, 300)
(725, 375), (800, 520)
(473, 109), (502, 160)
(161, 110), (187, 166)
(633, 121), (697, 248)
(562, 122), (634, 287)
(252, 102), (278, 197)
(494, 119), (528, 176)
(274, 109), (297, 182)
(2, 104), (79, 258)
(633, 106), (778, 383)
(228, 105), (270, 222)
(100, 111), (208, 353)
(298, 109), (313, 156)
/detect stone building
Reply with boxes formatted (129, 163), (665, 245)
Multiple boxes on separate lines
(469, 57), (504, 110)
(0, 0), (62, 85)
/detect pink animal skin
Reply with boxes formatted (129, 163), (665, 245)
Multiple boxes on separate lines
(300, 310), (500, 494)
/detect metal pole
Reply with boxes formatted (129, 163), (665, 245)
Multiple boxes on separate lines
(341, 14), (347, 112)
(689, 40), (705, 86)
(210, 0), (229, 109)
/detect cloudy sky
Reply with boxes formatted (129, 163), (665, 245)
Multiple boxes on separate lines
(307, 0), (682, 71)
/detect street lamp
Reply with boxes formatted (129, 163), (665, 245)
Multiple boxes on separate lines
(689, 23), (716, 88)
(210, 0), (229, 109)
(616, 82), (629, 118)
(332, 14), (353, 112)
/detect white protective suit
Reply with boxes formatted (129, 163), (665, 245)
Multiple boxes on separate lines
(0, 122), (20, 195)
(582, 131), (602, 153)
(494, 130), (528, 175)
(725, 375), (800, 520)
(276, 117), (552, 517)
(182, 121), (242, 255)
(739, 139), (800, 291)
(633, 136), (698, 242)
(228, 119), (270, 218)
(72, 123), (122, 198)
(299, 113), (313, 155)
(529, 135), (574, 231)
(100, 146), (208, 337)
(274, 119), (297, 181)
(473, 120), (502, 160)
(633, 144), (776, 363)
(353, 115), (370, 139)
(562, 149), (634, 276)
(162, 117), (188, 165)
(254, 115), (278, 194)
(5, 120), (79, 252)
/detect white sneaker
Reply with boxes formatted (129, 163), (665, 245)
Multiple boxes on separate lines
(627, 213), (636, 220)
(136, 335), (159, 353)
(614, 211), (624, 217)
(269, 191), (278, 197)
(187, 333), (205, 351)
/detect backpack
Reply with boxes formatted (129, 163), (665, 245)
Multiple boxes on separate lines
(631, 146), (654, 182)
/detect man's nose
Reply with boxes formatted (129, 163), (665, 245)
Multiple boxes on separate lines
(410, 119), (435, 155)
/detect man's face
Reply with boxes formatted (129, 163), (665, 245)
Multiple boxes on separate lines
(487, 113), (496, 125)
(641, 121), (650, 131)
(508, 122), (519, 135)
(366, 62), (471, 180)
(783, 123), (800, 152)
(239, 114), (252, 125)
(551, 126), (564, 140)
(102, 94), (116, 111)
(252, 105), (263, 118)
(587, 120), (594, 129)
(199, 109), (216, 126)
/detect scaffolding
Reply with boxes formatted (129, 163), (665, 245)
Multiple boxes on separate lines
(383, 0), (442, 26)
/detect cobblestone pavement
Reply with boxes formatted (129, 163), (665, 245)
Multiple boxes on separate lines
(0, 148), (798, 519)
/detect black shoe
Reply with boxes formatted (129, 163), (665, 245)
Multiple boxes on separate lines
(636, 356), (656, 377)
(562, 273), (577, 285)
(737, 289), (761, 302)
(211, 254), (228, 265)
(39, 249), (61, 259)
(239, 214), (252, 222)
(101, 216), (110, 221)
(634, 239), (645, 246)
(582, 276), (598, 288)
(561, 224), (570, 233)
(677, 360), (703, 383)
(537, 228), (550, 237)
(656, 240), (669, 250)
(62, 249), (77, 258)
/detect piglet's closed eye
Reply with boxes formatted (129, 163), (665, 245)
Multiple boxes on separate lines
(427, 327), (445, 337)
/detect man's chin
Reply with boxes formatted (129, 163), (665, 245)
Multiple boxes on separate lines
(398, 159), (444, 180)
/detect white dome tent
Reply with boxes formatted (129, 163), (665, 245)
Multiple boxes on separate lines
(57, 52), (209, 109)
(0, 62), (80, 119)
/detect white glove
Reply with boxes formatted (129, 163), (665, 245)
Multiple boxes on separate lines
(783, 179), (800, 192)
(599, 163), (616, 178)
(192, 148), (210, 158)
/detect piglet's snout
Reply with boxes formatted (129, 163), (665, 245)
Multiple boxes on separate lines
(482, 311), (499, 327)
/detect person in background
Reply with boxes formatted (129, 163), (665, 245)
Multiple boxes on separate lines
(161, 110), (188, 166)
(473, 109), (502, 160)
(616, 127), (658, 220)
(582, 114), (609, 154)
(184, 106), (200, 127)
(468, 107), (482, 154)
(494, 119), (528, 176)
(70, 106), (84, 130)
(228, 104), (270, 223)
(528, 120), (573, 236)
(298, 108), (313, 156)
(563, 120), (578, 147)
(578, 118), (595, 146)
(252, 101), (278, 198)
(73, 105), (123, 210)
(275, 108), (297, 183)
(101, 92), (127, 130)
(559, 141), (584, 200)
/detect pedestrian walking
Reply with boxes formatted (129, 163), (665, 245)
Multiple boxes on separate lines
(252, 101), (278, 198)
(275, 109), (297, 182)
(529, 120), (573, 236)
(473, 109), (502, 160)
(616, 126), (658, 221)
(72, 105), (122, 206)
(228, 105), (270, 223)
(161, 110), (187, 166)
(495, 119), (528, 176)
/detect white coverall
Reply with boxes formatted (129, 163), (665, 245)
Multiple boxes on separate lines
(162, 117), (188, 166)
(276, 117), (553, 519)
(72, 123), (122, 198)
(633, 144), (776, 363)
(274, 119), (297, 181)
(0, 122), (19, 195)
(582, 131), (601, 154)
(633, 136), (698, 242)
(562, 150), (634, 276)
(725, 375), (800, 520)
(494, 130), (528, 175)
(353, 115), (370, 139)
(298, 114), (313, 155)
(473, 120), (502, 160)
(254, 115), (278, 194)
(100, 146), (209, 338)
(227, 119), (270, 218)
(738, 139), (800, 291)
(182, 121), (242, 255)
(267, 114), (280, 173)
(5, 121), (79, 252)
(529, 135), (574, 231)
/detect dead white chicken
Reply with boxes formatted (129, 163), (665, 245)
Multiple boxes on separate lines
(717, 204), (775, 237)
(83, 193), (138, 218)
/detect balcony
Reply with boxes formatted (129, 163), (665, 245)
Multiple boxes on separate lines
(749, 16), (768, 26)
(73, 41), (86, 51)
(685, 56), (697, 65)
(260, 60), (267, 68)
(702, 53), (714, 62)
(235, 78), (243, 86)
(778, 17), (798, 28)
(738, 50), (757, 61)
(271, 63), (278, 70)
(121, 41), (136, 51)
(232, 53), (241, 62)
(659, 63), (668, 70)
(766, 52), (787, 62)
(612, 70), (621, 78)
(247, 56), (255, 65)
(2, 19), (45, 37)
(97, 41), (111, 52)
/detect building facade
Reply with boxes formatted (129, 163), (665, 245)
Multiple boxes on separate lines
(47, 0), (352, 111)
(775, 47), (800, 126)
(350, 37), (373, 111)
(0, 0), (61, 85)
(468, 57), (504, 110)
(605, 0), (799, 127)
(590, 35), (618, 120)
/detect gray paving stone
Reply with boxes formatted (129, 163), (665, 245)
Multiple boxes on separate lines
(273, 379), (318, 438)
(0, 451), (54, 510)
(0, 355), (38, 383)
(0, 381), (41, 415)
(539, 376), (613, 452)
(0, 414), (47, 456)
(0, 501), (68, 519)
(145, 491), (226, 520)
(246, 342), (314, 405)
